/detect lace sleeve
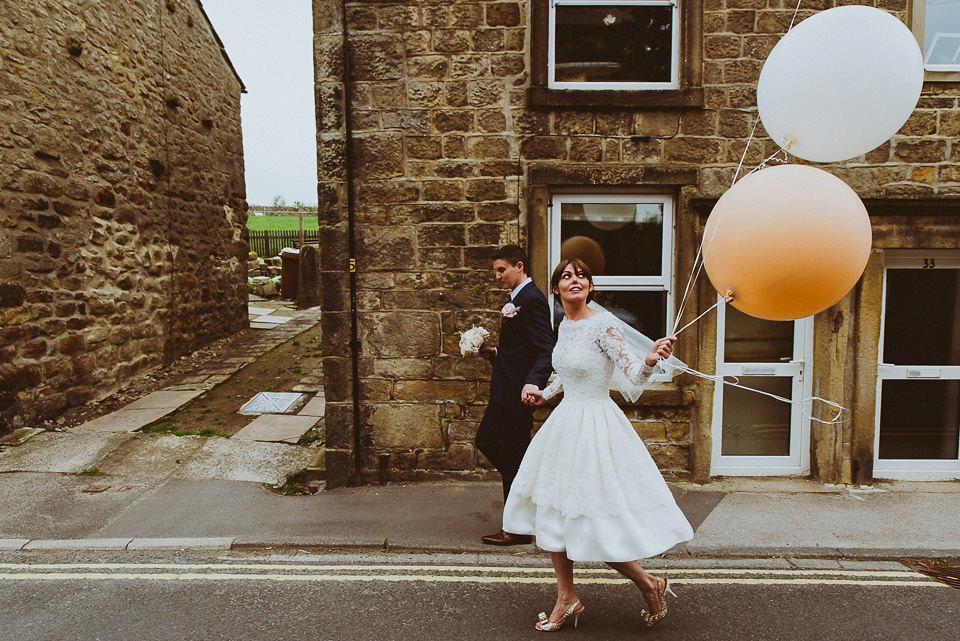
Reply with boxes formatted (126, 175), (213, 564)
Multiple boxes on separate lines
(541, 375), (563, 401)
(597, 316), (655, 398)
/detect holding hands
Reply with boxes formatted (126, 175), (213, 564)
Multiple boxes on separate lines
(522, 383), (544, 407)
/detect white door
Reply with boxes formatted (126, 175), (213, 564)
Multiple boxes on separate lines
(874, 252), (960, 480)
(711, 301), (813, 476)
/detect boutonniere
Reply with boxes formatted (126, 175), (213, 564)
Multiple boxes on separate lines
(501, 302), (520, 318)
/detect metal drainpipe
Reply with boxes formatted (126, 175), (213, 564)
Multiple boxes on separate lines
(341, 1), (363, 485)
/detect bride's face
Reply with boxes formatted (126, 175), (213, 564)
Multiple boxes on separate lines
(555, 263), (593, 304)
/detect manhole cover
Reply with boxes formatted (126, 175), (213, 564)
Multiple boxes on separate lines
(908, 562), (960, 590)
(239, 392), (304, 415)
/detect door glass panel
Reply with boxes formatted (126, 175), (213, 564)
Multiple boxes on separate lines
(879, 380), (960, 460)
(724, 305), (794, 363)
(721, 376), (793, 456)
(883, 268), (960, 366)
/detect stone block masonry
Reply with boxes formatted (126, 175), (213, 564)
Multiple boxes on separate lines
(0, 0), (249, 435)
(314, 0), (960, 486)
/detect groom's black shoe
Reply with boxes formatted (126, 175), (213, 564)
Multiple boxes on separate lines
(481, 530), (532, 546)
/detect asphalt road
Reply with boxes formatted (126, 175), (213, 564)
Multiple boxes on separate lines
(1, 551), (957, 641)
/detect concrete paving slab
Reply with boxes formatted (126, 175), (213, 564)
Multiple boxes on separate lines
(98, 480), (507, 547)
(0, 432), (132, 473)
(687, 491), (960, 555)
(250, 322), (277, 330)
(168, 438), (315, 484)
(252, 315), (293, 324)
(270, 309), (300, 317)
(24, 538), (132, 551)
(0, 472), (162, 540)
(233, 415), (318, 444)
(0, 427), (46, 447)
(298, 395), (326, 417)
(247, 306), (274, 316)
(94, 434), (207, 480)
(127, 537), (235, 551)
(72, 407), (175, 433)
(125, 390), (206, 410)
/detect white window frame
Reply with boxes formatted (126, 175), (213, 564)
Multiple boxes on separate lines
(874, 250), (960, 481)
(548, 0), (681, 90)
(911, 0), (960, 81)
(548, 193), (675, 382)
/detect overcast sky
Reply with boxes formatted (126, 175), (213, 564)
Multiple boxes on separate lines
(201, 0), (318, 207)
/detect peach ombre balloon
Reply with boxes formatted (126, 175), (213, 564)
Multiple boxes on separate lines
(702, 164), (872, 321)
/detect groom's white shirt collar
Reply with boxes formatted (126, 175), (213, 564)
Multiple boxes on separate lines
(510, 277), (532, 301)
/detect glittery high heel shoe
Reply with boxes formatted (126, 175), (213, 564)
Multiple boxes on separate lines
(535, 600), (584, 632)
(640, 578), (676, 627)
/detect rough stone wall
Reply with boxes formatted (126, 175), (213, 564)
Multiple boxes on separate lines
(314, 0), (959, 485)
(0, 0), (248, 435)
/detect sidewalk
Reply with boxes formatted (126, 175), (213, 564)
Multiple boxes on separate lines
(0, 298), (958, 559)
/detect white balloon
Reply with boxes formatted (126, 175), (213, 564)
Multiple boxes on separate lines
(758, 6), (923, 163)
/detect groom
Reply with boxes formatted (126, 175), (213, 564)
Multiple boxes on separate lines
(476, 244), (556, 546)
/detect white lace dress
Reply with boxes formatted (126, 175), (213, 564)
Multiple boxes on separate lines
(502, 310), (694, 562)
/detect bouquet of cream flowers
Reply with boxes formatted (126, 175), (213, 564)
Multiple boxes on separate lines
(459, 325), (490, 357)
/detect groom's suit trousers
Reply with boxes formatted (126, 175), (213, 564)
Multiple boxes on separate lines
(476, 403), (533, 501)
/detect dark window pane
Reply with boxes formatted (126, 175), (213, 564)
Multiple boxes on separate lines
(555, 5), (673, 83)
(879, 380), (960, 460)
(721, 376), (793, 456)
(560, 202), (663, 277)
(883, 268), (960, 366)
(553, 290), (666, 338)
(724, 305), (794, 363)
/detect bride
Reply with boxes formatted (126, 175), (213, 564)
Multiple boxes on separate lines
(504, 258), (694, 631)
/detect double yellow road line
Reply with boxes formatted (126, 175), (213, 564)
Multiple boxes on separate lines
(0, 563), (947, 587)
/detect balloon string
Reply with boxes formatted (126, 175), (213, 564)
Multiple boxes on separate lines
(788, 0), (803, 31)
(731, 118), (762, 186)
(673, 299), (722, 337)
(657, 359), (849, 426)
(673, 0), (800, 337)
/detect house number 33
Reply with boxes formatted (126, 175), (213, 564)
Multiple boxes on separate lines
(922, 258), (936, 269)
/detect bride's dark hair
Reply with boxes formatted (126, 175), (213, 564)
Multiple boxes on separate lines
(550, 258), (595, 303)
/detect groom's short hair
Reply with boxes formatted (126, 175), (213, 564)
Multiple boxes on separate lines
(491, 244), (528, 273)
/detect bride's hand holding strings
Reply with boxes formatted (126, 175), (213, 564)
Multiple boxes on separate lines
(645, 336), (677, 367)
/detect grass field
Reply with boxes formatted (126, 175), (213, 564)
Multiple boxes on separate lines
(246, 214), (319, 231)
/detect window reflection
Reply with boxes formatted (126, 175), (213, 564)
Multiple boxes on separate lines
(555, 5), (673, 83)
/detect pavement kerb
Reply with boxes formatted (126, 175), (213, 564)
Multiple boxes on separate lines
(4, 537), (956, 561)
(3, 538), (235, 552)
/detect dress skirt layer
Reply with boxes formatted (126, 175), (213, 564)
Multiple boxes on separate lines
(503, 396), (694, 562)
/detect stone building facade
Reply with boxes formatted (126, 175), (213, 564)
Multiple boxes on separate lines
(0, 0), (249, 435)
(313, 0), (960, 486)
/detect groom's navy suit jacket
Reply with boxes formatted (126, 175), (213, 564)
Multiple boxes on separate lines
(490, 282), (556, 408)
